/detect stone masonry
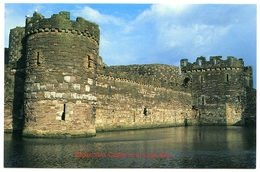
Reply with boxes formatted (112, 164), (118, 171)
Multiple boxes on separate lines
(4, 11), (256, 138)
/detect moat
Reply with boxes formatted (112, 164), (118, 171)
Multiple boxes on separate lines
(4, 126), (256, 168)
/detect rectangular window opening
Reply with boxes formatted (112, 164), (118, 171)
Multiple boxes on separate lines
(226, 74), (229, 82)
(61, 104), (66, 120)
(237, 96), (241, 102)
(37, 52), (40, 66)
(200, 76), (204, 83)
(143, 107), (147, 116)
(202, 96), (205, 105)
(88, 56), (92, 68)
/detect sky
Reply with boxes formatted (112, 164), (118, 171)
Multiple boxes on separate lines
(3, 2), (257, 88)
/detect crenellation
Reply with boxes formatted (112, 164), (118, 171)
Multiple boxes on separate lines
(26, 12), (100, 44)
(181, 56), (245, 72)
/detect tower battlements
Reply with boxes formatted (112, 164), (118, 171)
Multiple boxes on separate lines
(25, 11), (100, 44)
(180, 56), (245, 72)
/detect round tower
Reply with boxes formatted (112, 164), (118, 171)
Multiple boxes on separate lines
(23, 11), (100, 137)
(180, 56), (247, 125)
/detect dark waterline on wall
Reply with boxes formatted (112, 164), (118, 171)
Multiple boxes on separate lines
(4, 126), (256, 168)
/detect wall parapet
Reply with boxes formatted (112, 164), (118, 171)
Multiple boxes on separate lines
(180, 56), (245, 72)
(97, 73), (191, 94)
(98, 64), (190, 91)
(25, 11), (100, 44)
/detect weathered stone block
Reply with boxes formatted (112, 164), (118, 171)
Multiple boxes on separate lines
(73, 84), (80, 90)
(50, 92), (56, 98)
(88, 78), (93, 85)
(76, 94), (83, 99)
(46, 84), (54, 90)
(85, 85), (90, 92)
(40, 85), (47, 90)
(59, 83), (68, 90)
(71, 93), (77, 99)
(64, 76), (76, 82)
(62, 93), (71, 99)
(29, 75), (36, 82)
(55, 93), (64, 98)
(31, 92), (37, 99)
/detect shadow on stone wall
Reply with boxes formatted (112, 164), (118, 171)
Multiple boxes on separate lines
(12, 47), (26, 133)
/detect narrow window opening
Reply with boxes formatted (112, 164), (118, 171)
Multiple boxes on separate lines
(202, 96), (205, 105)
(37, 52), (41, 66)
(183, 77), (190, 87)
(214, 59), (217, 65)
(200, 76), (204, 83)
(183, 61), (187, 67)
(226, 73), (229, 82)
(237, 96), (241, 102)
(61, 104), (66, 120)
(143, 107), (147, 116)
(88, 56), (92, 68)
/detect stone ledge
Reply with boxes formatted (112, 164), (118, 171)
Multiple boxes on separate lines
(22, 129), (96, 138)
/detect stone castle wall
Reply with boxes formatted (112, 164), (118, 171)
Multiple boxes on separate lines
(96, 74), (193, 131)
(4, 27), (26, 132)
(98, 64), (189, 91)
(4, 65), (15, 132)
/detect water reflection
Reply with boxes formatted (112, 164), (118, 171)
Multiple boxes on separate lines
(4, 132), (24, 167)
(4, 126), (256, 168)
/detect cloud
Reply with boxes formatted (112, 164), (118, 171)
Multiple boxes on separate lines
(71, 5), (146, 65)
(4, 4), (48, 47)
(151, 4), (188, 16)
(4, 7), (25, 47)
(69, 4), (255, 70)
(130, 4), (233, 46)
(122, 4), (255, 62)
(72, 6), (124, 26)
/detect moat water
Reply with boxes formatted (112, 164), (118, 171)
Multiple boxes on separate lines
(4, 126), (256, 168)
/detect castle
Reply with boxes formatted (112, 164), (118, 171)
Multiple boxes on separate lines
(4, 11), (256, 138)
